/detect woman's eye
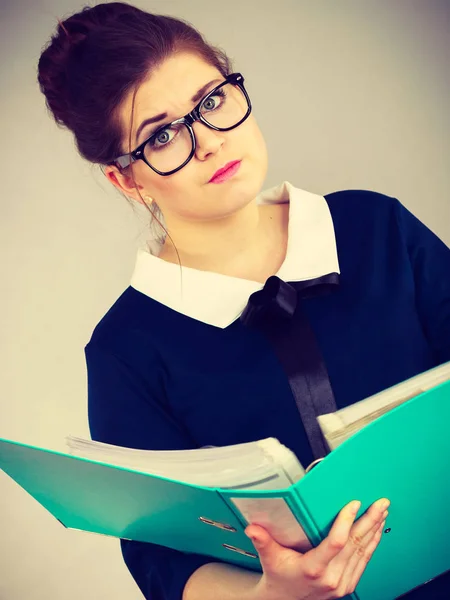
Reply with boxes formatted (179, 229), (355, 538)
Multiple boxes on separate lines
(202, 92), (224, 112)
(150, 127), (176, 148)
(156, 129), (172, 144)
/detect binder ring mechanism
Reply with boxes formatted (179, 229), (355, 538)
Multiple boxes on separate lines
(199, 517), (258, 559)
(305, 457), (324, 474)
(222, 543), (258, 558)
(198, 516), (237, 532)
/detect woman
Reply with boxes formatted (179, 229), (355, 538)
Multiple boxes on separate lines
(37, 3), (450, 600)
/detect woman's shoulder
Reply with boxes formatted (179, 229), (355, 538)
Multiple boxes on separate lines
(86, 286), (161, 353)
(322, 188), (402, 237)
(323, 188), (399, 215)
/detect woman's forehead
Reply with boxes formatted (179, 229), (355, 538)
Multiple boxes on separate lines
(121, 53), (222, 141)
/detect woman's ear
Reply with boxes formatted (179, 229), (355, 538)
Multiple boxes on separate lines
(103, 164), (147, 205)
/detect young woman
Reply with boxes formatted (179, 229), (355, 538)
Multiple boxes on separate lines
(37, 3), (450, 600)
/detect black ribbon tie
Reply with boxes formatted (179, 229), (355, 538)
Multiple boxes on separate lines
(240, 273), (340, 460)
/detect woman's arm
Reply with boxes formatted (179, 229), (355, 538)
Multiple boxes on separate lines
(394, 199), (450, 364)
(85, 340), (219, 600)
(183, 563), (261, 600)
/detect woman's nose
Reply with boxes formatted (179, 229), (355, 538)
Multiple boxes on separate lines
(192, 121), (225, 160)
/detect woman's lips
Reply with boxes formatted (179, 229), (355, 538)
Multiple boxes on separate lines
(209, 160), (241, 183)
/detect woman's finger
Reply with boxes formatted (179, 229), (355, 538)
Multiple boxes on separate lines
(304, 500), (361, 573)
(324, 506), (386, 597)
(306, 497), (388, 574)
(347, 519), (385, 592)
(340, 516), (386, 593)
(331, 500), (388, 572)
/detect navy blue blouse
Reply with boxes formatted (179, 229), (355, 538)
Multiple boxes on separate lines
(85, 190), (450, 600)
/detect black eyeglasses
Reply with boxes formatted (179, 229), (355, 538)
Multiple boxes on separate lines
(112, 73), (252, 176)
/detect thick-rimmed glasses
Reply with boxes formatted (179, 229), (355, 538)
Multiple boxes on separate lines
(113, 73), (252, 176)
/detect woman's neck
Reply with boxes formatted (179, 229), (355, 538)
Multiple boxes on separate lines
(158, 201), (289, 282)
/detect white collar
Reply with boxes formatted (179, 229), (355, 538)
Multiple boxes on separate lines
(130, 181), (340, 328)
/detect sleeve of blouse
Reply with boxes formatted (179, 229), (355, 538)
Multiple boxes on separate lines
(85, 340), (219, 600)
(394, 199), (450, 364)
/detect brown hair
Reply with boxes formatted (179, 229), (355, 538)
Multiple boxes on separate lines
(37, 1), (232, 241)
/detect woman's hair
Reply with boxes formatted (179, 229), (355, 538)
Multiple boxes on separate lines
(37, 1), (232, 241)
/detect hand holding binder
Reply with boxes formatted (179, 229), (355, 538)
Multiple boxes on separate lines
(247, 498), (389, 600)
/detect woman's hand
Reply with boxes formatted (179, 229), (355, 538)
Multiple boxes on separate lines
(245, 497), (389, 600)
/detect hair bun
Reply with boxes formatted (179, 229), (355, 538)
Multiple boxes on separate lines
(37, 20), (87, 129)
(37, 3), (129, 129)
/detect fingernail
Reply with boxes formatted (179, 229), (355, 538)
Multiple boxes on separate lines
(380, 499), (390, 510)
(350, 500), (361, 513)
(382, 510), (389, 519)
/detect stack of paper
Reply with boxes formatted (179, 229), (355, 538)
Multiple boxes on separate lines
(318, 361), (450, 449)
(66, 435), (305, 490)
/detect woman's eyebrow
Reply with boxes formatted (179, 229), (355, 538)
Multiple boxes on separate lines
(191, 78), (222, 104)
(134, 78), (223, 144)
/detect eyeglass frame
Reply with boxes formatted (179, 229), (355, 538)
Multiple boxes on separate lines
(112, 72), (252, 176)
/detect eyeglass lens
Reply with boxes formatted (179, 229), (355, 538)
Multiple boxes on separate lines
(143, 82), (248, 173)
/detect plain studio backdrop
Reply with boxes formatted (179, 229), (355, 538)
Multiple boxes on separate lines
(1, 0), (449, 598)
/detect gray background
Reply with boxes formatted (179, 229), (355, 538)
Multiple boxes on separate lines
(1, 1), (449, 598)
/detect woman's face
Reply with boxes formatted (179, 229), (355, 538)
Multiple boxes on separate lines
(107, 52), (268, 224)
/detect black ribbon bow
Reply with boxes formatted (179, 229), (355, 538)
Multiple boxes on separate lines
(240, 273), (340, 461)
(241, 272), (340, 328)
